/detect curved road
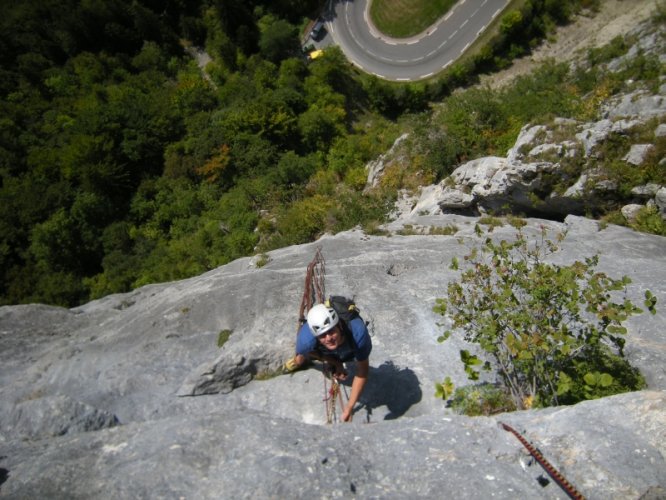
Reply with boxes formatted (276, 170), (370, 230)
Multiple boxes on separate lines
(324, 0), (509, 81)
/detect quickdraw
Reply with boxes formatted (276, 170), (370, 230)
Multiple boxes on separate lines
(499, 422), (585, 500)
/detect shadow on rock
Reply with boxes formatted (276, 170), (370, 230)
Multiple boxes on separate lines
(0, 466), (8, 488)
(354, 360), (422, 421)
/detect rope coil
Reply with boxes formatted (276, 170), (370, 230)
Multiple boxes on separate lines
(298, 247), (325, 326)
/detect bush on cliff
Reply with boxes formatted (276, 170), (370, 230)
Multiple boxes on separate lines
(434, 226), (655, 414)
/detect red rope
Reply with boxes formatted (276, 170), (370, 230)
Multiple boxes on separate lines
(499, 422), (585, 500)
(298, 247), (325, 331)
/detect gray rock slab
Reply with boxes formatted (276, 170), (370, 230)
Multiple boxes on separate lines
(623, 144), (655, 166)
(1, 215), (665, 498)
(1, 391), (663, 499)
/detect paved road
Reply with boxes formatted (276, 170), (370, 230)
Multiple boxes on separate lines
(322, 0), (509, 81)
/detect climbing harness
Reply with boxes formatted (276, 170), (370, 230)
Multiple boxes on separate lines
(298, 247), (349, 424)
(499, 421), (585, 500)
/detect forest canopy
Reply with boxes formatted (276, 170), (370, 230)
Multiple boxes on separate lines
(1, 0), (613, 306)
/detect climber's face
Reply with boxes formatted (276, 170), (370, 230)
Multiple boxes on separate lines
(317, 325), (343, 350)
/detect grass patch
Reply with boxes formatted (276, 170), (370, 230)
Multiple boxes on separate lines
(429, 224), (458, 235)
(478, 215), (505, 229)
(370, 0), (456, 38)
(396, 224), (421, 235)
(363, 220), (391, 236)
(395, 224), (459, 236)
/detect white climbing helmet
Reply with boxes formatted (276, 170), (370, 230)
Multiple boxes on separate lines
(306, 303), (339, 336)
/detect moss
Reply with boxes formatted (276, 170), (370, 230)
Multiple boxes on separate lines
(255, 253), (270, 267)
(217, 329), (232, 348)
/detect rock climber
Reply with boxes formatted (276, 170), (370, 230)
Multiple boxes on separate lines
(284, 302), (372, 422)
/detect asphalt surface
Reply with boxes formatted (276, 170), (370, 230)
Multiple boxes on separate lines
(315, 0), (510, 81)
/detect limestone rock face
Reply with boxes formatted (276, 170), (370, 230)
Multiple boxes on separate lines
(410, 84), (666, 217)
(1, 215), (665, 499)
(410, 102), (665, 218)
(4, 395), (119, 439)
(389, 20), (666, 222)
(365, 133), (409, 189)
(623, 144), (655, 165)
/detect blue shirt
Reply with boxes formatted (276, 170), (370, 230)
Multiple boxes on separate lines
(296, 317), (372, 362)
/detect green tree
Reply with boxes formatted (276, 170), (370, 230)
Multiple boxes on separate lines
(298, 105), (346, 152)
(272, 151), (318, 186)
(258, 16), (300, 63)
(499, 10), (523, 36)
(204, 6), (238, 71)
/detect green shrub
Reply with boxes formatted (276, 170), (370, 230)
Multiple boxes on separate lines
(630, 205), (666, 236)
(556, 349), (645, 404)
(434, 227), (655, 411)
(601, 206), (666, 236)
(587, 35), (629, 66)
(447, 383), (517, 416)
(506, 215), (527, 229)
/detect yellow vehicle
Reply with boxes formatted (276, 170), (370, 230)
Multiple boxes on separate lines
(308, 49), (324, 61)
